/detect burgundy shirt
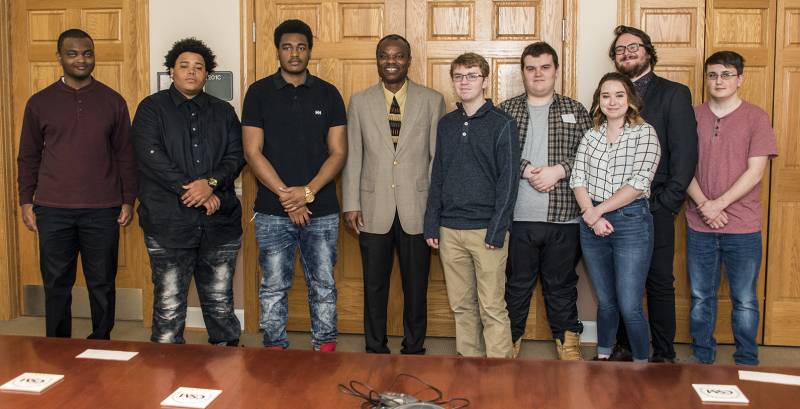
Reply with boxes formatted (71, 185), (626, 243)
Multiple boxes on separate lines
(17, 78), (137, 207)
(686, 101), (778, 233)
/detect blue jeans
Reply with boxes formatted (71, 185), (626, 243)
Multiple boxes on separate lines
(580, 199), (653, 361)
(145, 235), (242, 345)
(255, 213), (339, 349)
(687, 228), (761, 365)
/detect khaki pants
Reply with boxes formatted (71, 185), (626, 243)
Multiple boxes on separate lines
(439, 227), (512, 358)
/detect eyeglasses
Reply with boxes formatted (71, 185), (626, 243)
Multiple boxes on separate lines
(452, 73), (485, 82)
(614, 43), (645, 55)
(706, 72), (739, 81)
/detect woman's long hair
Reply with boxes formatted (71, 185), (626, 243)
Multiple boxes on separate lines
(589, 72), (645, 129)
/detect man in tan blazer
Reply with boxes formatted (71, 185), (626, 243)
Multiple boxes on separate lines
(342, 34), (446, 354)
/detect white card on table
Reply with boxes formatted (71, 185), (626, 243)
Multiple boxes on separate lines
(76, 349), (139, 361)
(561, 113), (576, 123)
(739, 370), (800, 386)
(692, 384), (749, 404)
(161, 387), (222, 408)
(0, 372), (64, 393)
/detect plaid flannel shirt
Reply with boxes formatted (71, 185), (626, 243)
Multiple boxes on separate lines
(498, 93), (592, 222)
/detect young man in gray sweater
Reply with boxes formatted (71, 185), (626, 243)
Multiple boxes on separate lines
(424, 53), (520, 358)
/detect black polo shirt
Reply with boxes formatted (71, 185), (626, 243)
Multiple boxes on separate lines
(242, 70), (346, 216)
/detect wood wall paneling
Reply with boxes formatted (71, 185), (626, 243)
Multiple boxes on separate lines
(765, 0), (800, 346)
(0, 0), (20, 320)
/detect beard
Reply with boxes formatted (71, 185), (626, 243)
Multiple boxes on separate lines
(615, 57), (650, 79)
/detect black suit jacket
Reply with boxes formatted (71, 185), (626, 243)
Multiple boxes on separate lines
(640, 74), (698, 214)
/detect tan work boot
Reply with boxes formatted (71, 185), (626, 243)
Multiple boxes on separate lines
(556, 331), (583, 360)
(511, 338), (523, 359)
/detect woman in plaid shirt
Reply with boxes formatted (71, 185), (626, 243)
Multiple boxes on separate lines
(569, 72), (661, 362)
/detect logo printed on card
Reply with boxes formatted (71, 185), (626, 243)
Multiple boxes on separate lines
(14, 377), (46, 386)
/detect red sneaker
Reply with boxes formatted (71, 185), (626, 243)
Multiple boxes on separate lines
(318, 342), (337, 352)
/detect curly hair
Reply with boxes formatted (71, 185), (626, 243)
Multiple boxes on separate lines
(164, 37), (217, 73)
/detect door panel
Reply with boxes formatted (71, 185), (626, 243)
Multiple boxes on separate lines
(765, 0), (800, 346)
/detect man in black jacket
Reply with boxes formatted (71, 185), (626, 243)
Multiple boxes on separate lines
(608, 25), (698, 363)
(132, 38), (245, 346)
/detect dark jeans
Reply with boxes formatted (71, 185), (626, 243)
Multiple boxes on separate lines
(688, 228), (761, 365)
(581, 200), (653, 361)
(617, 206), (676, 360)
(34, 206), (120, 339)
(360, 214), (430, 354)
(505, 221), (583, 342)
(145, 235), (241, 345)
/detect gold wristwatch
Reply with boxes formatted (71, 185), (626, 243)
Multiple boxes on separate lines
(303, 186), (315, 203)
(207, 177), (219, 189)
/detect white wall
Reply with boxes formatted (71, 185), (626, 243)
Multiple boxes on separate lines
(576, 0), (618, 110)
(149, 0), (242, 115)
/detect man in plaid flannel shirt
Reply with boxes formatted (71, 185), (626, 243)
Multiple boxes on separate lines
(498, 42), (592, 360)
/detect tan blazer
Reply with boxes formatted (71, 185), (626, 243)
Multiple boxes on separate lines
(342, 81), (446, 235)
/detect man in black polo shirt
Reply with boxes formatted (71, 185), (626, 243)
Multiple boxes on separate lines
(132, 38), (245, 346)
(242, 20), (347, 351)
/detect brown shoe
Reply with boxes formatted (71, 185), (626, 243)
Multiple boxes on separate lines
(556, 331), (583, 360)
(511, 338), (523, 359)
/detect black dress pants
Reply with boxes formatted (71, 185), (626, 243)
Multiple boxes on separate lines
(360, 214), (430, 354)
(35, 206), (120, 339)
(505, 221), (583, 343)
(616, 207), (677, 359)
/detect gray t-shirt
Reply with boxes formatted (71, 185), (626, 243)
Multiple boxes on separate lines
(514, 101), (551, 222)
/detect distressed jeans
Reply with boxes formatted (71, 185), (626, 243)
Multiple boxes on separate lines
(145, 235), (241, 345)
(255, 213), (338, 349)
(687, 228), (761, 365)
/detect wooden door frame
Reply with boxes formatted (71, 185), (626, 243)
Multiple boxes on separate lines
(0, 0), (19, 321)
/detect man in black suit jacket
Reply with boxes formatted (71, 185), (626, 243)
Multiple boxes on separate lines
(608, 25), (698, 363)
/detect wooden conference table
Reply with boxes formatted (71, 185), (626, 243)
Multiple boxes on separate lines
(0, 335), (799, 408)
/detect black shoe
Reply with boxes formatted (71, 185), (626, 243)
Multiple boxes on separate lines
(609, 345), (633, 362)
(649, 355), (676, 364)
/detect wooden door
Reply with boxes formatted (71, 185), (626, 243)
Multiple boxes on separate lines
(620, 0), (707, 343)
(247, 0), (568, 339)
(764, 0), (800, 346)
(704, 0), (775, 345)
(9, 0), (150, 316)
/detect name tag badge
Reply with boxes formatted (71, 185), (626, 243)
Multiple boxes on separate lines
(561, 113), (576, 124)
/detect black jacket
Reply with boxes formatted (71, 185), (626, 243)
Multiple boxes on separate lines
(640, 75), (698, 214)
(132, 86), (245, 248)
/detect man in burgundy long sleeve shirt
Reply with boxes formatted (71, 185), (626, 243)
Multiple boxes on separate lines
(16, 29), (137, 339)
